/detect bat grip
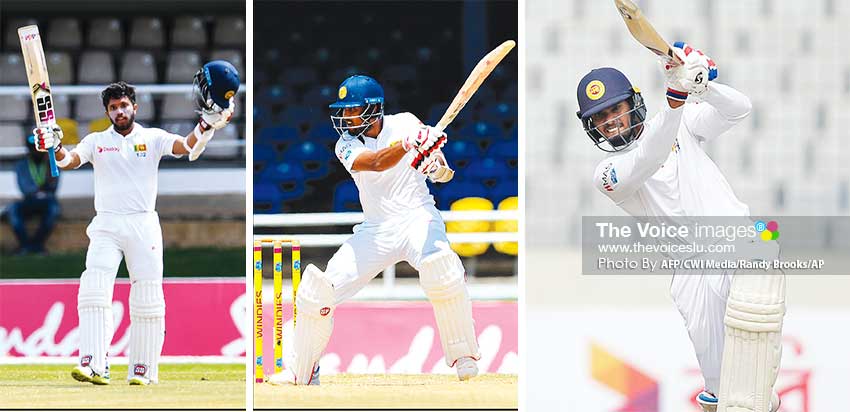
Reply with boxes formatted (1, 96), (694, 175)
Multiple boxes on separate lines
(48, 147), (59, 177)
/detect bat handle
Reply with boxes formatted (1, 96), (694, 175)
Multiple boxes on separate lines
(48, 147), (59, 177)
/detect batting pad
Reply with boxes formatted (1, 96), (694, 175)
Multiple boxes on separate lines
(419, 251), (481, 366)
(77, 270), (115, 375)
(128, 280), (165, 383)
(718, 269), (785, 412)
(292, 264), (335, 384)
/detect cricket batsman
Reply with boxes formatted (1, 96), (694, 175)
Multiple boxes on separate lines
(577, 43), (784, 411)
(31, 60), (239, 385)
(269, 74), (478, 385)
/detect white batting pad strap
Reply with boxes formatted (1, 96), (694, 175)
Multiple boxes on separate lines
(718, 270), (786, 412)
(128, 280), (165, 383)
(419, 251), (480, 366)
(77, 270), (115, 375)
(292, 264), (335, 384)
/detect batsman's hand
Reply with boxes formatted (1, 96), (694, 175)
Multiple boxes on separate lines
(199, 97), (235, 132)
(414, 150), (455, 183)
(402, 125), (447, 154)
(660, 42), (718, 101)
(32, 125), (63, 152)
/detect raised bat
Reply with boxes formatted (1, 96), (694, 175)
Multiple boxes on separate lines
(19, 25), (60, 177)
(424, 40), (516, 182)
(614, 0), (683, 67)
(436, 39), (516, 132)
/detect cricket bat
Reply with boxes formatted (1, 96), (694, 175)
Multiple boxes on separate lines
(613, 0), (683, 67)
(435, 39), (516, 133)
(18, 25), (59, 177)
(425, 39), (515, 182)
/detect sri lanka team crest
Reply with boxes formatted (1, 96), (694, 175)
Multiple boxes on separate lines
(338, 86), (347, 99)
(586, 80), (605, 100)
(133, 144), (147, 158)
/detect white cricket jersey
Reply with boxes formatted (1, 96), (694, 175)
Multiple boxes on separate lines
(594, 83), (751, 217)
(72, 123), (183, 214)
(334, 112), (436, 223)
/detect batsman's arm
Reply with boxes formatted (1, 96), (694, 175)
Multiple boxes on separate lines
(351, 144), (407, 172)
(171, 130), (200, 156)
(595, 105), (684, 203)
(53, 147), (82, 170)
(682, 83), (752, 142)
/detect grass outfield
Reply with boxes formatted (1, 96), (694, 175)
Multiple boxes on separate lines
(0, 247), (244, 278)
(1, 363), (244, 409)
(254, 373), (518, 409)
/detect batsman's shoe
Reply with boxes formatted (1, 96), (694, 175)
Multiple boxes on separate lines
(267, 366), (320, 386)
(71, 365), (110, 385)
(696, 390), (717, 412)
(129, 376), (151, 386)
(456, 356), (478, 381)
(697, 389), (780, 412)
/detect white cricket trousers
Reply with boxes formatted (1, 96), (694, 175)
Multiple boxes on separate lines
(670, 268), (733, 395)
(325, 205), (455, 303)
(77, 211), (165, 381)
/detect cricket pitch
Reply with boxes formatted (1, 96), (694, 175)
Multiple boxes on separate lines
(254, 373), (518, 409)
(1, 363), (244, 409)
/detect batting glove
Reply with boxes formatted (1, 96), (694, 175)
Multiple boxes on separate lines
(32, 125), (63, 152)
(199, 97), (235, 132)
(661, 42), (718, 101)
(402, 125), (447, 153)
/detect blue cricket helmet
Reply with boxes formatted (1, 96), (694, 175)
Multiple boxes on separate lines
(329, 75), (384, 109)
(193, 60), (240, 111)
(576, 67), (646, 152)
(329, 75), (385, 138)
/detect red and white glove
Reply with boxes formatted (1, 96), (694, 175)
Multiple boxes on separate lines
(32, 125), (63, 152)
(402, 125), (447, 154)
(198, 97), (236, 132)
(660, 42), (718, 101)
(412, 149), (455, 183)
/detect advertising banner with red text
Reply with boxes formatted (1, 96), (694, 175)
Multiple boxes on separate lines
(0, 279), (246, 359)
(257, 301), (518, 377)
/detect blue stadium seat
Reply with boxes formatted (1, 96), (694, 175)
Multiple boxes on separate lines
(302, 85), (335, 106)
(329, 67), (360, 85)
(254, 182), (283, 213)
(279, 106), (321, 132)
(466, 158), (511, 180)
(381, 64), (417, 85)
(490, 180), (518, 203)
(254, 143), (279, 163)
(438, 181), (490, 208)
(256, 125), (299, 144)
(254, 106), (271, 127)
(280, 66), (318, 87)
(310, 122), (339, 147)
(488, 140), (517, 159)
(282, 141), (332, 181)
(259, 162), (306, 203)
(333, 180), (362, 212)
(426, 102), (450, 126)
(480, 102), (517, 126)
(458, 121), (504, 140)
(260, 161), (305, 184)
(257, 85), (294, 106)
(443, 140), (481, 171)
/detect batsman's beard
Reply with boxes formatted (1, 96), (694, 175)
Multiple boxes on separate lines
(109, 106), (136, 132)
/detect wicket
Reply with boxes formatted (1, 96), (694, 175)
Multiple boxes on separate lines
(253, 238), (301, 383)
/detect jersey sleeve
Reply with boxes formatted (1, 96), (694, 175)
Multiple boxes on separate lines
(593, 104), (684, 204)
(155, 129), (184, 159)
(334, 136), (369, 173)
(71, 133), (96, 167)
(681, 82), (752, 143)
